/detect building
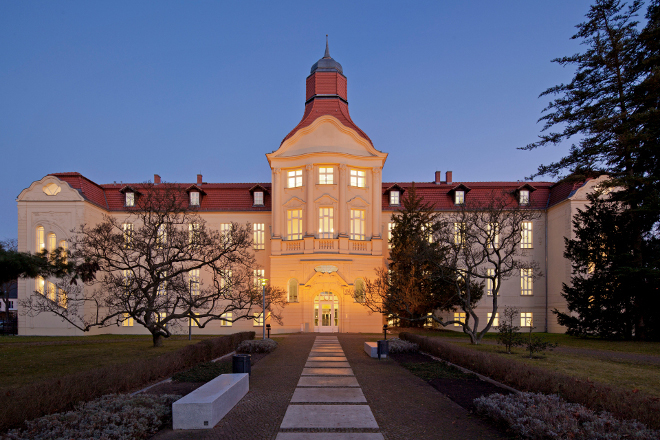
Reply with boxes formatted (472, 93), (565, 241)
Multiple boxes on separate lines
(15, 43), (602, 336)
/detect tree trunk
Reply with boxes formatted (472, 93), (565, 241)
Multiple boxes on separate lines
(152, 332), (163, 347)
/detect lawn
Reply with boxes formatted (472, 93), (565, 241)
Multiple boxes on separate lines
(398, 328), (660, 398)
(0, 334), (217, 390)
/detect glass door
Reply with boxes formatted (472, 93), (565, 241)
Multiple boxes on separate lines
(314, 293), (338, 332)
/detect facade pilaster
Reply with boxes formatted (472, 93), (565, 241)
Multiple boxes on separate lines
(372, 167), (382, 238)
(272, 168), (281, 238)
(305, 164), (314, 237)
(338, 164), (347, 237)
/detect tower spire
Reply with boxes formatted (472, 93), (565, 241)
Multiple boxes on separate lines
(324, 35), (330, 58)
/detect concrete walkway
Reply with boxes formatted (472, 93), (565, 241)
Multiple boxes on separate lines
(277, 336), (383, 439)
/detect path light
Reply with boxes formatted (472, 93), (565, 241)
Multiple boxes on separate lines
(378, 324), (389, 361)
(383, 324), (388, 340)
(261, 277), (268, 340)
(266, 323), (271, 339)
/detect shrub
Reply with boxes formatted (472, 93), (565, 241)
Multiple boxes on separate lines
(399, 332), (660, 429)
(236, 338), (277, 353)
(0, 332), (254, 433)
(386, 337), (419, 353)
(474, 392), (660, 440)
(5, 393), (181, 440)
(496, 307), (525, 353)
(172, 361), (232, 383)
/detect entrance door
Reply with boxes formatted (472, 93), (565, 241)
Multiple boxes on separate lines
(314, 293), (338, 332)
(319, 302), (334, 333)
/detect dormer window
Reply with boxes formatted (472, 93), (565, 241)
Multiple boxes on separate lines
(254, 191), (264, 206)
(519, 189), (530, 205)
(390, 190), (400, 205)
(455, 190), (465, 205)
(125, 192), (135, 207)
(190, 191), (200, 207)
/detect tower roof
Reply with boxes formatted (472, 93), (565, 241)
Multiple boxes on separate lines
(310, 36), (343, 74)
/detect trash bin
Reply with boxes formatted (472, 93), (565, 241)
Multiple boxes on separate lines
(377, 340), (389, 360)
(232, 354), (251, 375)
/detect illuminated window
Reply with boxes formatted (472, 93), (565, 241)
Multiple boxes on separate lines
(125, 192), (135, 207)
(189, 269), (200, 295)
(318, 207), (334, 239)
(58, 288), (67, 308)
(253, 269), (265, 287)
(253, 223), (265, 249)
(253, 312), (263, 327)
(158, 312), (167, 327)
(486, 268), (498, 296)
(123, 223), (134, 249)
(288, 169), (303, 188)
(521, 268), (533, 295)
(488, 222), (499, 248)
(487, 312), (499, 327)
(157, 271), (167, 296)
(354, 278), (365, 303)
(220, 223), (232, 243)
(36, 276), (44, 295)
(36, 226), (45, 253)
(319, 167), (334, 184)
(521, 312), (533, 327)
(388, 222), (394, 249)
(454, 312), (466, 326)
(221, 270), (232, 290)
(59, 240), (68, 264)
(455, 190), (465, 205)
(157, 224), (167, 247)
(287, 209), (303, 240)
(350, 210), (365, 240)
(122, 313), (134, 327)
(349, 169), (366, 187)
(254, 191), (264, 206)
(521, 221), (533, 249)
(454, 222), (466, 246)
(221, 312), (233, 326)
(519, 190), (530, 205)
(189, 223), (200, 246)
(47, 282), (56, 301)
(122, 269), (133, 292)
(47, 233), (56, 252)
(288, 278), (298, 302)
(190, 191), (200, 207)
(390, 191), (400, 205)
(190, 314), (199, 327)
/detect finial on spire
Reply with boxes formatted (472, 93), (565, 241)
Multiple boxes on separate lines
(324, 35), (330, 58)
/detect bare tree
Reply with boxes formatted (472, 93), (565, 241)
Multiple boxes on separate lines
(21, 183), (286, 346)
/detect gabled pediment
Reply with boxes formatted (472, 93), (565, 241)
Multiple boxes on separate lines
(303, 270), (349, 288)
(347, 195), (370, 208)
(315, 194), (338, 205)
(282, 196), (306, 209)
(17, 175), (85, 202)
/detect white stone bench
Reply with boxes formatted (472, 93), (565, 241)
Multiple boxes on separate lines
(364, 341), (386, 358)
(172, 373), (249, 430)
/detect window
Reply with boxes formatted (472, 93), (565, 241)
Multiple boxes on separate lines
(122, 313), (134, 327)
(519, 190), (530, 205)
(122, 269), (133, 291)
(46, 281), (56, 301)
(221, 312), (233, 326)
(521, 312), (533, 327)
(350, 209), (365, 240)
(521, 221), (533, 249)
(123, 223), (134, 249)
(288, 169), (303, 188)
(454, 222), (466, 246)
(487, 223), (499, 248)
(486, 268), (498, 295)
(253, 269), (265, 287)
(158, 312), (167, 327)
(318, 207), (334, 239)
(58, 289), (67, 309)
(388, 222), (394, 249)
(190, 313), (199, 327)
(424, 315), (434, 328)
(220, 223), (232, 243)
(8, 301), (14, 309)
(350, 169), (366, 187)
(319, 167), (334, 184)
(189, 191), (200, 207)
(189, 269), (200, 295)
(189, 223), (200, 245)
(157, 271), (167, 296)
(253, 223), (265, 249)
(36, 226), (45, 252)
(455, 190), (465, 205)
(254, 191), (264, 206)
(253, 313), (263, 327)
(521, 268), (533, 295)
(354, 279), (365, 303)
(59, 240), (68, 264)
(157, 224), (167, 247)
(288, 278), (298, 302)
(487, 312), (500, 327)
(454, 312), (466, 327)
(36, 276), (44, 295)
(47, 233), (56, 252)
(221, 270), (232, 290)
(125, 192), (135, 207)
(390, 190), (400, 205)
(287, 209), (303, 240)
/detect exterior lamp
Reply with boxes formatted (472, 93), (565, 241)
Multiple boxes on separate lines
(266, 323), (271, 339)
(383, 324), (388, 340)
(261, 278), (268, 340)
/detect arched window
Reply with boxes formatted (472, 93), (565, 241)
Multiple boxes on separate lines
(59, 240), (68, 263)
(47, 233), (56, 252)
(354, 278), (365, 303)
(36, 226), (45, 253)
(288, 278), (298, 302)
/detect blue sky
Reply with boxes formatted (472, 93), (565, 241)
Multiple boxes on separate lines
(0, 1), (597, 240)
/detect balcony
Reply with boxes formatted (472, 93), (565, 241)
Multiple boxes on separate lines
(277, 237), (374, 256)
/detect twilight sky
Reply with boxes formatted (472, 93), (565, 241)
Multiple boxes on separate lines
(0, 0), (597, 240)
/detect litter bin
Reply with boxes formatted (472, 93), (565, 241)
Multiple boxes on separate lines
(377, 340), (389, 360)
(232, 354), (251, 375)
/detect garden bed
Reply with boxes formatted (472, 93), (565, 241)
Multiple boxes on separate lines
(390, 351), (513, 412)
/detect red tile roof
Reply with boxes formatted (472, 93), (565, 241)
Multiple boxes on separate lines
(547, 179), (590, 208)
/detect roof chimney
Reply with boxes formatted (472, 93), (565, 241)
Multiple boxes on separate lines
(446, 171), (453, 184)
(154, 174), (161, 184)
(197, 174), (203, 185)
(435, 171), (442, 184)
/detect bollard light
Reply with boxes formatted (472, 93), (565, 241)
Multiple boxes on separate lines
(266, 323), (271, 339)
(383, 324), (388, 341)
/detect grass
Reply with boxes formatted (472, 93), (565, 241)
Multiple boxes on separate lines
(0, 334), (217, 390)
(401, 361), (476, 381)
(398, 329), (660, 398)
